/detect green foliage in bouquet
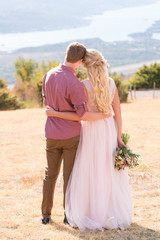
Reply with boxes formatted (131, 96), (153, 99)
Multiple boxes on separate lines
(121, 133), (130, 145)
(114, 133), (139, 170)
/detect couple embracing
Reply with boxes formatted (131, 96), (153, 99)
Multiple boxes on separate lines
(41, 42), (133, 231)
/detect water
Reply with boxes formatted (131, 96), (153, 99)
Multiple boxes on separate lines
(0, 1), (160, 52)
(153, 33), (160, 40)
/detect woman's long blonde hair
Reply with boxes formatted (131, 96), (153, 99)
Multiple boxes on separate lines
(83, 49), (111, 114)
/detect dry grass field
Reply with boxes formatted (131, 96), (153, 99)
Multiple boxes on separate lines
(0, 97), (160, 240)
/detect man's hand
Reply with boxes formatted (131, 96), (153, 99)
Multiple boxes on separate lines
(45, 105), (56, 117)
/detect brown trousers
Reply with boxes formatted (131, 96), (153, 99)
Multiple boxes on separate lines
(41, 135), (80, 218)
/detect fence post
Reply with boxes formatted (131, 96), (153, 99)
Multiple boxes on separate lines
(153, 82), (156, 98)
(129, 85), (133, 100)
(134, 85), (136, 99)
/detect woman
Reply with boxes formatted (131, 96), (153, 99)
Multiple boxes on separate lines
(45, 49), (133, 231)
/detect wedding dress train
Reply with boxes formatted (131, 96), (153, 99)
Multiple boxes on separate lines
(65, 78), (133, 231)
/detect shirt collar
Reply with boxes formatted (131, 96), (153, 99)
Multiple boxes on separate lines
(60, 64), (76, 75)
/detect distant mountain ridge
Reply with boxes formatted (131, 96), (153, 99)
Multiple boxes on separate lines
(0, 0), (159, 33)
(1, 37), (160, 85)
(13, 37), (160, 66)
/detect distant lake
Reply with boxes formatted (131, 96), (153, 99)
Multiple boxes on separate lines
(153, 33), (160, 40)
(0, 1), (160, 52)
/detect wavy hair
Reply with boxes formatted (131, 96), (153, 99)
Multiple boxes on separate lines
(83, 49), (111, 114)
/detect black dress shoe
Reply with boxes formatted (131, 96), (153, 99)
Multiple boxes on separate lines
(42, 217), (50, 224)
(63, 217), (69, 224)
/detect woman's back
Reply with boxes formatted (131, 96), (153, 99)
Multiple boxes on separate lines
(82, 77), (116, 112)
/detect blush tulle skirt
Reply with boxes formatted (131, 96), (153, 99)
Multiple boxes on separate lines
(65, 116), (133, 231)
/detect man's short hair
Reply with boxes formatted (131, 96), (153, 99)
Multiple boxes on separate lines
(66, 42), (86, 63)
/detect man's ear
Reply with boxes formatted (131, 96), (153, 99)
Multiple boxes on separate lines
(65, 52), (66, 56)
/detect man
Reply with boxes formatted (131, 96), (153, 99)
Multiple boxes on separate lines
(41, 42), (107, 224)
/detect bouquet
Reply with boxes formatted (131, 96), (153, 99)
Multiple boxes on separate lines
(114, 133), (139, 170)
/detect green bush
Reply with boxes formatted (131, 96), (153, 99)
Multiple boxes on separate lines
(76, 66), (87, 81)
(0, 89), (23, 110)
(0, 78), (23, 110)
(0, 79), (7, 89)
(130, 63), (160, 89)
(109, 73), (128, 102)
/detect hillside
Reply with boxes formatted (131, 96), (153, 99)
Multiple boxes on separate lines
(1, 37), (160, 85)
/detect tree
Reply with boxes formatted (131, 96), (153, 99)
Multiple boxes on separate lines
(35, 60), (59, 105)
(130, 63), (160, 89)
(14, 58), (38, 82)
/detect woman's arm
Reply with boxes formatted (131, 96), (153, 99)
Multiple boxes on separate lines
(45, 106), (80, 121)
(45, 106), (110, 121)
(112, 88), (127, 148)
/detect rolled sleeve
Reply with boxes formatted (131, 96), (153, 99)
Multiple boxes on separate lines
(70, 81), (88, 117)
(74, 101), (88, 118)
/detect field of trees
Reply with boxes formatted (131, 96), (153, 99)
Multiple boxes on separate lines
(1, 57), (160, 110)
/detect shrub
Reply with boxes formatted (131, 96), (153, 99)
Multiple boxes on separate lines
(109, 73), (128, 102)
(0, 89), (23, 110)
(76, 66), (87, 81)
(0, 79), (7, 89)
(130, 63), (160, 89)
(37, 81), (43, 106)
(0, 78), (23, 110)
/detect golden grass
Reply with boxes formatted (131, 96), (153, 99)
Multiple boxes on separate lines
(0, 97), (160, 240)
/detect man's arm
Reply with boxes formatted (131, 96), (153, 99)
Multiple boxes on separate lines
(69, 80), (111, 121)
